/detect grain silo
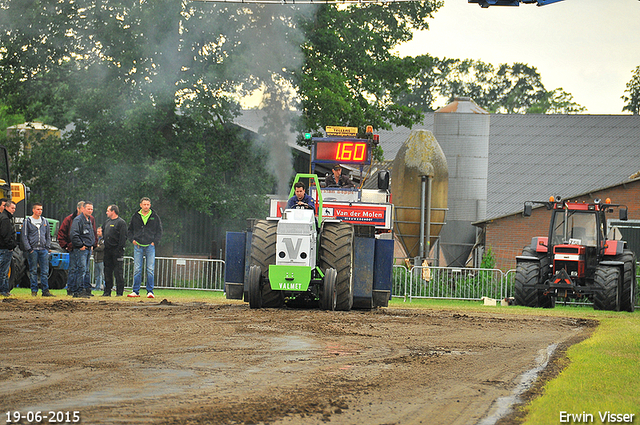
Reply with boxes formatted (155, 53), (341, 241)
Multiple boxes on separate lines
(434, 97), (490, 267)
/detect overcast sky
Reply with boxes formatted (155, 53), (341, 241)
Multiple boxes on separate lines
(396, 0), (640, 114)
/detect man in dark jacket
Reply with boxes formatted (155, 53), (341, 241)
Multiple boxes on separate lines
(102, 204), (128, 297)
(58, 201), (83, 295)
(59, 201), (97, 295)
(22, 203), (54, 297)
(128, 197), (162, 298)
(68, 201), (96, 298)
(0, 201), (16, 296)
(324, 164), (355, 188)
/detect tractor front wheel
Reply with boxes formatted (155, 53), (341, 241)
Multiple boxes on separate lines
(248, 265), (262, 309)
(250, 220), (285, 308)
(321, 268), (337, 311)
(514, 261), (540, 308)
(593, 266), (620, 311)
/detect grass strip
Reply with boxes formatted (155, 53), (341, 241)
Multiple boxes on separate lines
(523, 314), (640, 424)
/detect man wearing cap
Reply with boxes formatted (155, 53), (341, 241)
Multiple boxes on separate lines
(325, 164), (355, 188)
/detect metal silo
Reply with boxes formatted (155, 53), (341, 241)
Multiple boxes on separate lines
(434, 97), (489, 267)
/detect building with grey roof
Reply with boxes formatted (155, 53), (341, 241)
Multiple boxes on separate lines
(376, 113), (640, 221)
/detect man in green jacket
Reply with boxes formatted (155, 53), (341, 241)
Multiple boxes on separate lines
(127, 197), (163, 299)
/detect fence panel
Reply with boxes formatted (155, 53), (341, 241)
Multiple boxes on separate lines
(89, 256), (226, 291)
(391, 265), (507, 301)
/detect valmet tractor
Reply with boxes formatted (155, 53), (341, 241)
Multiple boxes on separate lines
(515, 196), (636, 312)
(225, 126), (394, 310)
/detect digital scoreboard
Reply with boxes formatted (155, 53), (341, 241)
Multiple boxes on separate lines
(312, 138), (372, 166)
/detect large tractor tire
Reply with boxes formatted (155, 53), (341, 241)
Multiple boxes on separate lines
(48, 241), (70, 290)
(613, 250), (637, 313)
(593, 265), (620, 311)
(516, 246), (554, 308)
(48, 269), (68, 290)
(318, 221), (354, 311)
(514, 261), (540, 307)
(8, 250), (28, 289)
(250, 220), (285, 308)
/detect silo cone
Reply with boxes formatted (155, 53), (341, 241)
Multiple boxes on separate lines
(434, 97), (490, 267)
(391, 130), (448, 260)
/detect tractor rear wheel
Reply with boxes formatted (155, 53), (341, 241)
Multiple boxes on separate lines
(8, 250), (27, 289)
(250, 220), (285, 308)
(593, 265), (620, 311)
(514, 261), (540, 307)
(248, 265), (262, 309)
(614, 250), (636, 312)
(320, 268), (337, 311)
(319, 221), (354, 311)
(48, 269), (68, 290)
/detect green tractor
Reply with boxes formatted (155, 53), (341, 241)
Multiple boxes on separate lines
(226, 174), (394, 310)
(247, 174), (352, 310)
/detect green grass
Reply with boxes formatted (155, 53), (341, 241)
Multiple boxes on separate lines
(11, 288), (640, 422)
(524, 315), (640, 424)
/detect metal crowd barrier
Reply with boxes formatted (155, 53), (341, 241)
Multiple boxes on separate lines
(89, 256), (226, 291)
(392, 264), (510, 301)
(394, 264), (640, 307)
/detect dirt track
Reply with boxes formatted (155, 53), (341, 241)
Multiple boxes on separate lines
(0, 298), (593, 425)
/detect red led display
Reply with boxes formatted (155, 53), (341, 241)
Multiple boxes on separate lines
(314, 140), (370, 164)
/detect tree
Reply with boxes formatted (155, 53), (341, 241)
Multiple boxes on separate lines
(0, 0), (284, 248)
(397, 57), (585, 114)
(296, 2), (444, 140)
(622, 65), (640, 115)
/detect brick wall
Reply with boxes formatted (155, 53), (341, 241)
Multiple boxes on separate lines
(483, 180), (640, 271)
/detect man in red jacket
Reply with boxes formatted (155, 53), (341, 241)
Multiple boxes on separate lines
(58, 201), (97, 295)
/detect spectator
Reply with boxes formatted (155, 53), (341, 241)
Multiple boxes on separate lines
(58, 201), (84, 295)
(102, 205), (127, 297)
(93, 227), (105, 292)
(22, 203), (54, 297)
(128, 197), (162, 299)
(0, 201), (16, 297)
(69, 201), (96, 298)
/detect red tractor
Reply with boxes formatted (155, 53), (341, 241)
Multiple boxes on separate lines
(515, 196), (636, 312)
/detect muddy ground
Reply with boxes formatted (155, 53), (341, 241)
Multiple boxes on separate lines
(0, 297), (594, 425)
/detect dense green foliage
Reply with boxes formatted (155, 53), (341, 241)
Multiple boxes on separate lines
(397, 57), (585, 114)
(622, 65), (640, 115)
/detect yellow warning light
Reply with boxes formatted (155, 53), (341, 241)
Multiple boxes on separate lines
(605, 198), (612, 204)
(365, 125), (373, 134)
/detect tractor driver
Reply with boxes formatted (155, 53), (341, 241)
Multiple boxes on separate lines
(287, 182), (315, 210)
(325, 164), (355, 188)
